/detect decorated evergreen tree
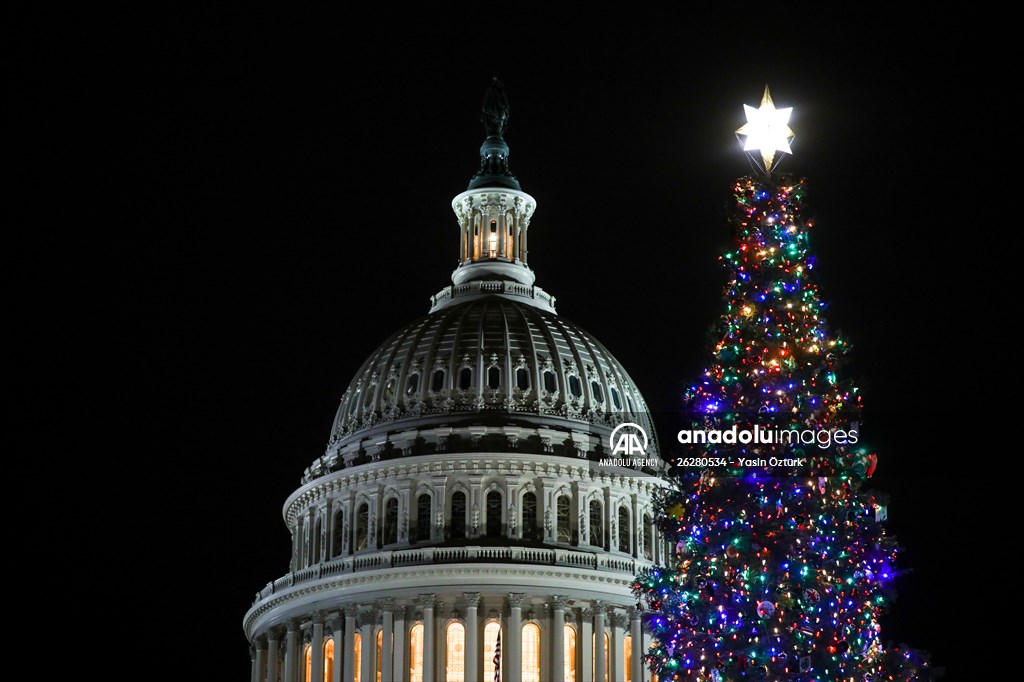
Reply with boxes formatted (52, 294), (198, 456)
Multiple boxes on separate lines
(634, 88), (939, 681)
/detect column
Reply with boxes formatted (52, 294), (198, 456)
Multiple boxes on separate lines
(328, 614), (343, 682)
(507, 593), (525, 682)
(464, 593), (480, 682)
(629, 608), (643, 682)
(359, 612), (374, 682)
(343, 606), (357, 682)
(610, 611), (626, 682)
(311, 612), (325, 682)
(284, 620), (300, 682)
(393, 604), (407, 682)
(419, 594), (436, 682)
(250, 644), (258, 682)
(255, 636), (268, 682)
(379, 599), (394, 682)
(579, 609), (593, 682)
(267, 629), (281, 682)
(593, 603), (606, 682)
(550, 596), (567, 682)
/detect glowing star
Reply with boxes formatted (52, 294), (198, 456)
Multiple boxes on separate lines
(736, 86), (794, 173)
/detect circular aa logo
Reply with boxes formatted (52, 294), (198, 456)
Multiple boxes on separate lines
(609, 422), (648, 456)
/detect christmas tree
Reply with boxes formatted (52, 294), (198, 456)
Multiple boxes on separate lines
(634, 88), (940, 681)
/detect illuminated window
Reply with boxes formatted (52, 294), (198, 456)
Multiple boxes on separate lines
(483, 622), (501, 681)
(486, 490), (502, 537)
(416, 494), (431, 542)
(522, 492), (537, 540)
(451, 491), (466, 539)
(446, 622), (465, 682)
(589, 500), (603, 548)
(332, 509), (344, 557)
(409, 623), (424, 682)
(353, 633), (362, 682)
(522, 623), (541, 682)
(564, 625), (577, 682)
(377, 629), (383, 682)
(383, 498), (398, 545)
(643, 515), (652, 560)
(488, 220), (498, 258)
(324, 638), (335, 682)
(618, 506), (631, 553)
(355, 503), (368, 551)
(304, 643), (312, 682)
(557, 496), (571, 543)
(592, 632), (609, 682)
(623, 634), (632, 682)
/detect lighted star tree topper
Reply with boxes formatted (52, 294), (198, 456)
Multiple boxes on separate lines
(633, 90), (941, 681)
(735, 85), (794, 174)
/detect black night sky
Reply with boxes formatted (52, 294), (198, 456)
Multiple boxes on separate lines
(14, 6), (996, 679)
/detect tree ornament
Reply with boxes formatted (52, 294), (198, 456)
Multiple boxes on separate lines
(667, 502), (686, 518)
(803, 588), (820, 605)
(756, 600), (776, 618)
(725, 544), (740, 559)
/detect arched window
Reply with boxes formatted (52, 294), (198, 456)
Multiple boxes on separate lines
(618, 506), (631, 553)
(564, 624), (577, 682)
(451, 491), (467, 539)
(542, 370), (557, 394)
(324, 638), (335, 682)
(303, 643), (311, 682)
(610, 386), (622, 410)
(312, 517), (322, 564)
(446, 622), (465, 682)
(332, 509), (344, 557)
(568, 374), (582, 398)
(643, 514), (652, 560)
(522, 622), (541, 682)
(589, 500), (603, 548)
(522, 491), (537, 540)
(409, 623), (424, 682)
(487, 365), (501, 390)
(383, 497), (398, 545)
(416, 493), (431, 542)
(590, 380), (603, 403)
(592, 632), (610, 682)
(354, 502), (368, 552)
(557, 496), (571, 543)
(376, 629), (383, 682)
(459, 367), (473, 390)
(353, 633), (362, 682)
(516, 366), (530, 390)
(486, 490), (502, 537)
(623, 634), (632, 682)
(431, 369), (446, 392)
(483, 622), (501, 681)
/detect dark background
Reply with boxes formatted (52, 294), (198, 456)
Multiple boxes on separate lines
(13, 6), (991, 679)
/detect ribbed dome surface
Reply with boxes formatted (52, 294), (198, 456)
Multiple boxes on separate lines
(327, 297), (652, 450)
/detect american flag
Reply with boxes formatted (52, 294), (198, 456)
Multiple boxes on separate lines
(493, 629), (501, 682)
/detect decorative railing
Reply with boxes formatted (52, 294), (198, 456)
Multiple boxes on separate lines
(253, 545), (652, 605)
(430, 281), (556, 309)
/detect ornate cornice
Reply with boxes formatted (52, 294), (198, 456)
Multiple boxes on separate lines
(507, 592), (527, 609)
(463, 592), (481, 608)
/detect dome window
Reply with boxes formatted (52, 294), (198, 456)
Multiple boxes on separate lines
(383, 378), (396, 403)
(383, 498), (398, 545)
(522, 491), (537, 540)
(610, 386), (622, 410)
(618, 506), (631, 553)
(354, 503), (368, 552)
(589, 500), (603, 548)
(488, 220), (498, 258)
(591, 380), (604, 403)
(557, 496), (571, 543)
(487, 366), (501, 390)
(542, 370), (557, 394)
(515, 366), (530, 391)
(431, 369), (446, 392)
(451, 491), (467, 539)
(406, 373), (419, 396)
(459, 367), (473, 390)
(568, 375), (582, 398)
(486, 490), (502, 538)
(416, 493), (432, 542)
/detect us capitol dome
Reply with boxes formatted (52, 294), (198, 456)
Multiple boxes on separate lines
(244, 79), (669, 682)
